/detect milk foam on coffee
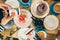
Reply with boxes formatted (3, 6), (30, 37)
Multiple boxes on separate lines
(37, 3), (47, 14)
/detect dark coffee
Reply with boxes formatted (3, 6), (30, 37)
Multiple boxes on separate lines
(22, 0), (29, 3)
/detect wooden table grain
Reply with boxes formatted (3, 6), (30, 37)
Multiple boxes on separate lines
(0, 0), (60, 40)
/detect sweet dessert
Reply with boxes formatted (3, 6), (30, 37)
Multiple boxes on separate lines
(18, 14), (27, 24)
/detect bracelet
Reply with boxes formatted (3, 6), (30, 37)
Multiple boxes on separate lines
(0, 24), (6, 32)
(0, 20), (14, 32)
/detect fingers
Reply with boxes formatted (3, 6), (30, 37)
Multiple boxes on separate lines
(3, 11), (8, 18)
(0, 3), (14, 18)
(0, 6), (8, 18)
(0, 3), (9, 18)
(0, 3), (14, 26)
(0, 3), (15, 26)
(8, 11), (15, 18)
(0, 3), (12, 9)
(1, 12), (15, 26)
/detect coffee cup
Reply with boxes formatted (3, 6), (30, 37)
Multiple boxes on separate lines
(18, 0), (32, 8)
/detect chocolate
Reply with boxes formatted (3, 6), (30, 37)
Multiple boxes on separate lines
(22, 0), (29, 3)
(37, 3), (47, 14)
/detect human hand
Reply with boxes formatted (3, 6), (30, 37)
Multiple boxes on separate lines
(0, 3), (15, 26)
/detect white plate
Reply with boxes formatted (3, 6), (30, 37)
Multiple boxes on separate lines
(14, 9), (32, 28)
(44, 15), (59, 30)
(19, 9), (32, 18)
(5, 0), (19, 8)
(31, 0), (49, 18)
(18, 28), (35, 40)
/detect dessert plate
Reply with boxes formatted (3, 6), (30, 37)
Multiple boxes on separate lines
(18, 28), (35, 40)
(14, 9), (32, 28)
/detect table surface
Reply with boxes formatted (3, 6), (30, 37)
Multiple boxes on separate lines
(0, 0), (60, 40)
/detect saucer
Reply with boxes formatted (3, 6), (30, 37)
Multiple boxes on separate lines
(50, 1), (60, 16)
(44, 15), (59, 30)
(18, 0), (32, 8)
(18, 28), (35, 40)
(31, 0), (49, 18)
(5, 0), (19, 8)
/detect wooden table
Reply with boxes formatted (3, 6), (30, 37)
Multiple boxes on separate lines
(0, 0), (60, 40)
